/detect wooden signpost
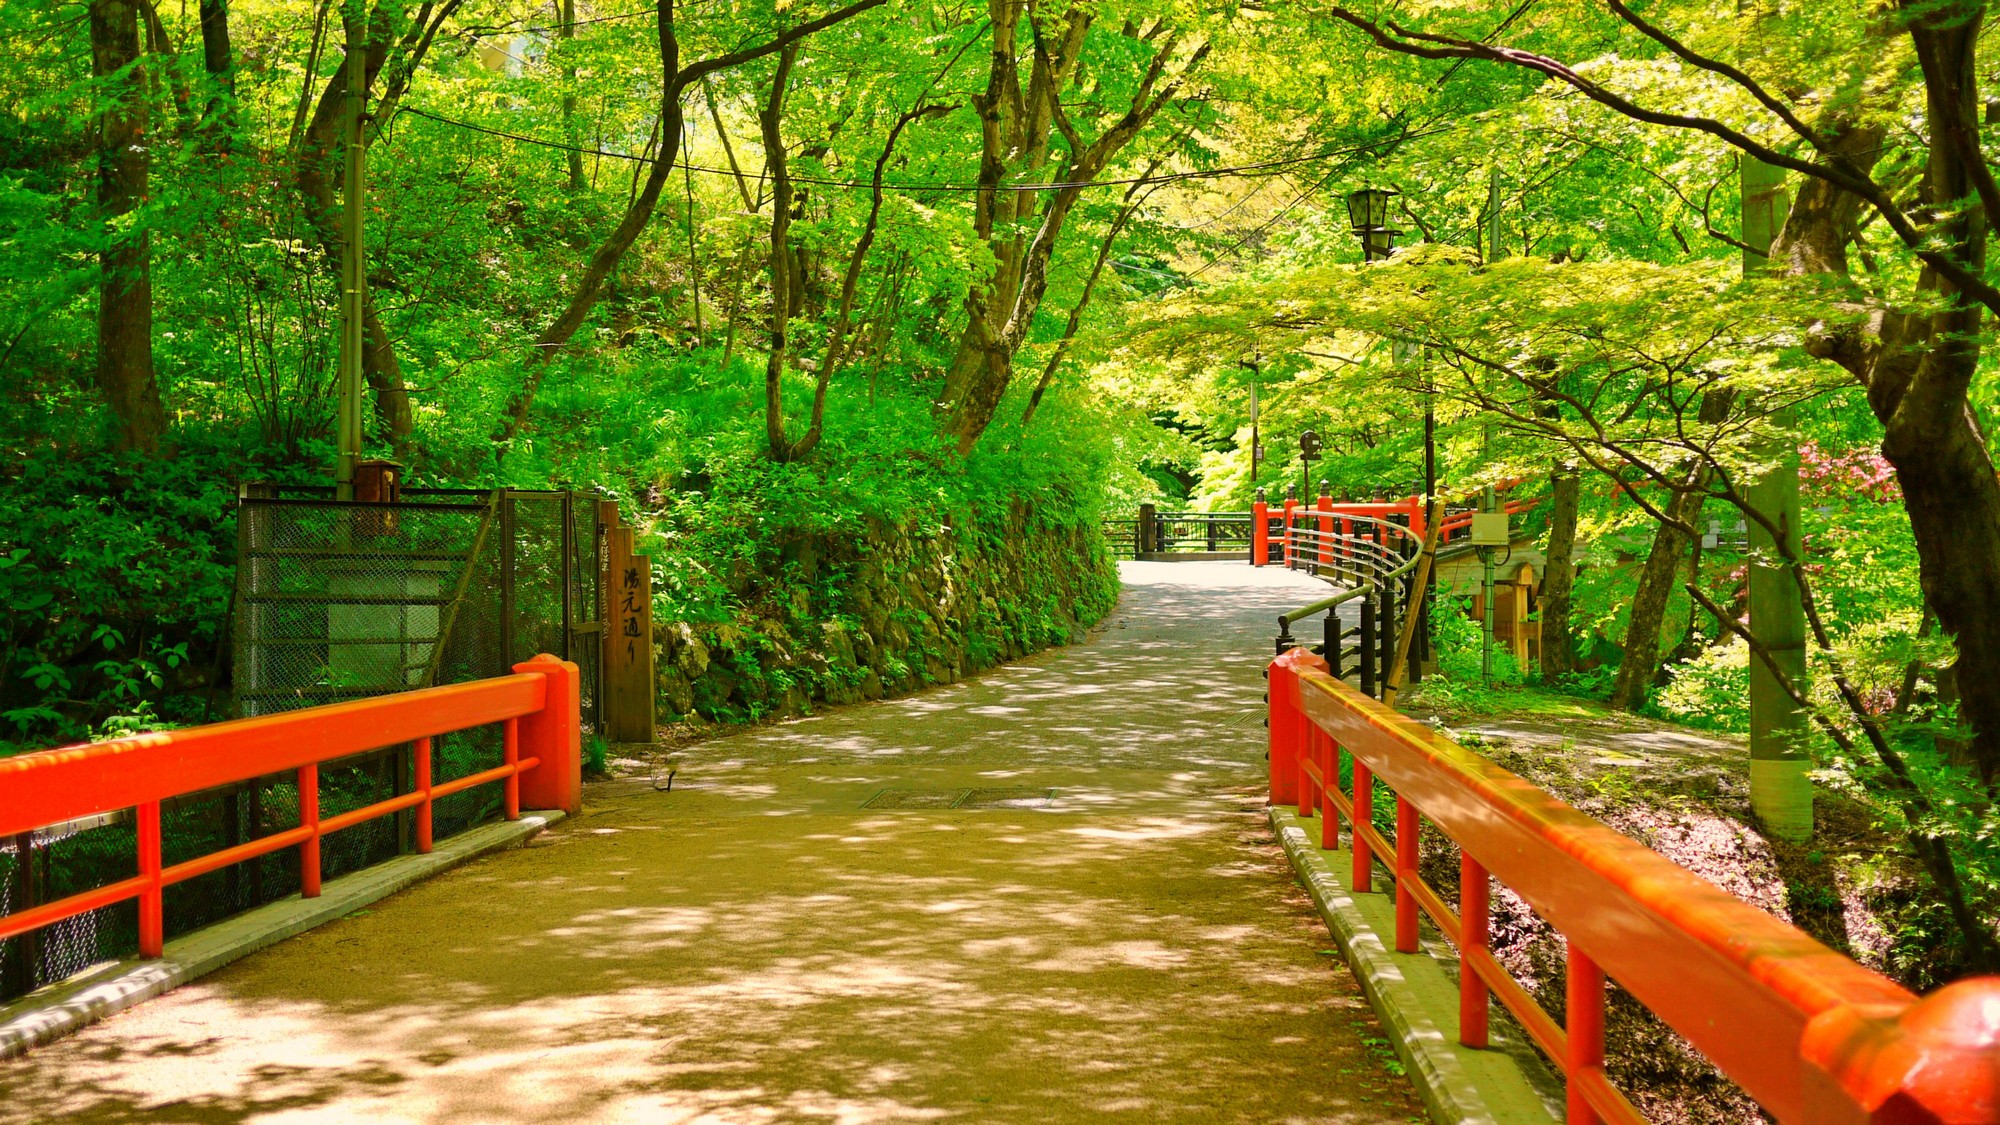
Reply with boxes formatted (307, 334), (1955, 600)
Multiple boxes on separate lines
(602, 506), (655, 743)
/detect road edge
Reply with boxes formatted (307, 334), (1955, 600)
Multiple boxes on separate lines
(0, 810), (564, 1060)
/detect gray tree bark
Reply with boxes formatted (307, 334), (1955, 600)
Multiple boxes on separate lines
(90, 0), (167, 454)
(1538, 467), (1581, 680)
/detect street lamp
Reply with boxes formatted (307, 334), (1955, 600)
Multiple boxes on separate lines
(1348, 186), (1431, 679)
(1345, 188), (1423, 495)
(1345, 187), (1401, 263)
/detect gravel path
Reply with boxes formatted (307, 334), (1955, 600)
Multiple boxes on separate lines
(0, 562), (1425, 1124)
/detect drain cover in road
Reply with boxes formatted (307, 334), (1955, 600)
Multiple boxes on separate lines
(861, 787), (1057, 810)
(960, 787), (1056, 809)
(862, 788), (970, 809)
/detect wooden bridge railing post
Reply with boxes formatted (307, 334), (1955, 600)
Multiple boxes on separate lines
(1274, 655), (2000, 1124)
(1461, 853), (1491, 1048)
(1282, 487), (1298, 568)
(515, 654), (583, 815)
(137, 800), (162, 958)
(1251, 490), (1269, 566)
(1266, 647), (1328, 810)
(1566, 941), (1608, 1125)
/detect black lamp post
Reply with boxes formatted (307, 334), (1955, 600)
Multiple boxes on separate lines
(1346, 187), (1425, 495)
(1348, 186), (1432, 679)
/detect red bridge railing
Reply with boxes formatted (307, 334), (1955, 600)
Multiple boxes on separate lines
(0, 655), (582, 960)
(1268, 647), (2000, 1124)
(1251, 480), (1544, 568)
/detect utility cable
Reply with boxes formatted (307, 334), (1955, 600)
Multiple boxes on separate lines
(454, 6), (658, 39)
(393, 104), (1451, 194)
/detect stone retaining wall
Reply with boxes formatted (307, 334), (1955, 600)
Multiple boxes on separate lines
(654, 507), (1118, 723)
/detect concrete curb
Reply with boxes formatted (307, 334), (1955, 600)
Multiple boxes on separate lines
(0, 810), (564, 1060)
(1270, 807), (1561, 1125)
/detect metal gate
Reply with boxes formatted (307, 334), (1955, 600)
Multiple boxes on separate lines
(0, 485), (611, 1004)
(231, 485), (605, 727)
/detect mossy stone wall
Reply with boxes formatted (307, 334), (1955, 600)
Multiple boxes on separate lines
(654, 507), (1118, 723)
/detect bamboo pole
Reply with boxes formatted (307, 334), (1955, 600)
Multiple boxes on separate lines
(1382, 500), (1442, 708)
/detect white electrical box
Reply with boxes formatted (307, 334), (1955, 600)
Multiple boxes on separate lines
(1470, 512), (1511, 547)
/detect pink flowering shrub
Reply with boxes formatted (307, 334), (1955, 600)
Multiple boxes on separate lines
(1801, 441), (1899, 504)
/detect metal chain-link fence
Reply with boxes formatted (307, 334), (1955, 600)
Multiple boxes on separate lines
(0, 488), (605, 1003)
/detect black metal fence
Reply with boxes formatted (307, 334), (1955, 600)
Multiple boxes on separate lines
(1275, 515), (1429, 697)
(233, 486), (604, 724)
(0, 487), (607, 1004)
(1103, 508), (1254, 559)
(1103, 516), (1140, 560)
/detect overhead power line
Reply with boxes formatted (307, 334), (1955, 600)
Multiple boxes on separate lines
(392, 104), (1451, 194)
(455, 6), (658, 39)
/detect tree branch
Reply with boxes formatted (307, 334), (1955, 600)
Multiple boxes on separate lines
(1320, 5), (2000, 319)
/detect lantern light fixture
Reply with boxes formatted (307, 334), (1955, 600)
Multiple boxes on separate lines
(1344, 187), (1402, 263)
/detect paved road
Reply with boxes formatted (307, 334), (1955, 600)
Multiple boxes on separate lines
(0, 562), (1423, 1124)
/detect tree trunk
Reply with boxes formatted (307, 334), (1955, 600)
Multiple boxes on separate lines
(719, 237), (754, 369)
(1656, 530), (1709, 683)
(936, 1), (1068, 420)
(1538, 466), (1581, 680)
(1877, 14), (2000, 788)
(1021, 173), (1152, 427)
(561, 0), (584, 190)
(760, 45), (802, 460)
(1884, 384), (2000, 785)
(940, 8), (1201, 454)
(1770, 20), (2000, 787)
(361, 306), (413, 456)
(196, 0), (235, 144)
(682, 137), (701, 343)
(90, 0), (166, 454)
(1608, 380), (1733, 710)
(286, 0), (331, 156)
(1610, 475), (1705, 710)
(492, 0), (887, 446)
(135, 0), (193, 129)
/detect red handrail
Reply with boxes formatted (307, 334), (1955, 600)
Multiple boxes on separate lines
(1249, 477), (1547, 567)
(1267, 647), (2000, 1125)
(0, 655), (582, 959)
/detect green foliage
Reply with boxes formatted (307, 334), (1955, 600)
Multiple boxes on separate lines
(0, 440), (324, 751)
(1651, 639), (1750, 733)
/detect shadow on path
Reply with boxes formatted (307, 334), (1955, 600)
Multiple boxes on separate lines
(0, 563), (1424, 1125)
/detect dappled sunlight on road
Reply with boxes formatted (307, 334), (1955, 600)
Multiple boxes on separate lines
(0, 564), (1425, 1125)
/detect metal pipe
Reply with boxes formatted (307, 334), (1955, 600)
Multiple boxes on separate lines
(335, 9), (366, 500)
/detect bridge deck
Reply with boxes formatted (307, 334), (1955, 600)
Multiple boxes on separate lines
(0, 563), (1423, 1124)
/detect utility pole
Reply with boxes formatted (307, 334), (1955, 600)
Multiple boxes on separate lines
(1481, 481), (1497, 682)
(1742, 155), (1811, 841)
(1242, 354), (1261, 492)
(335, 3), (367, 501)
(1473, 168), (1508, 679)
(1486, 168), (1504, 265)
